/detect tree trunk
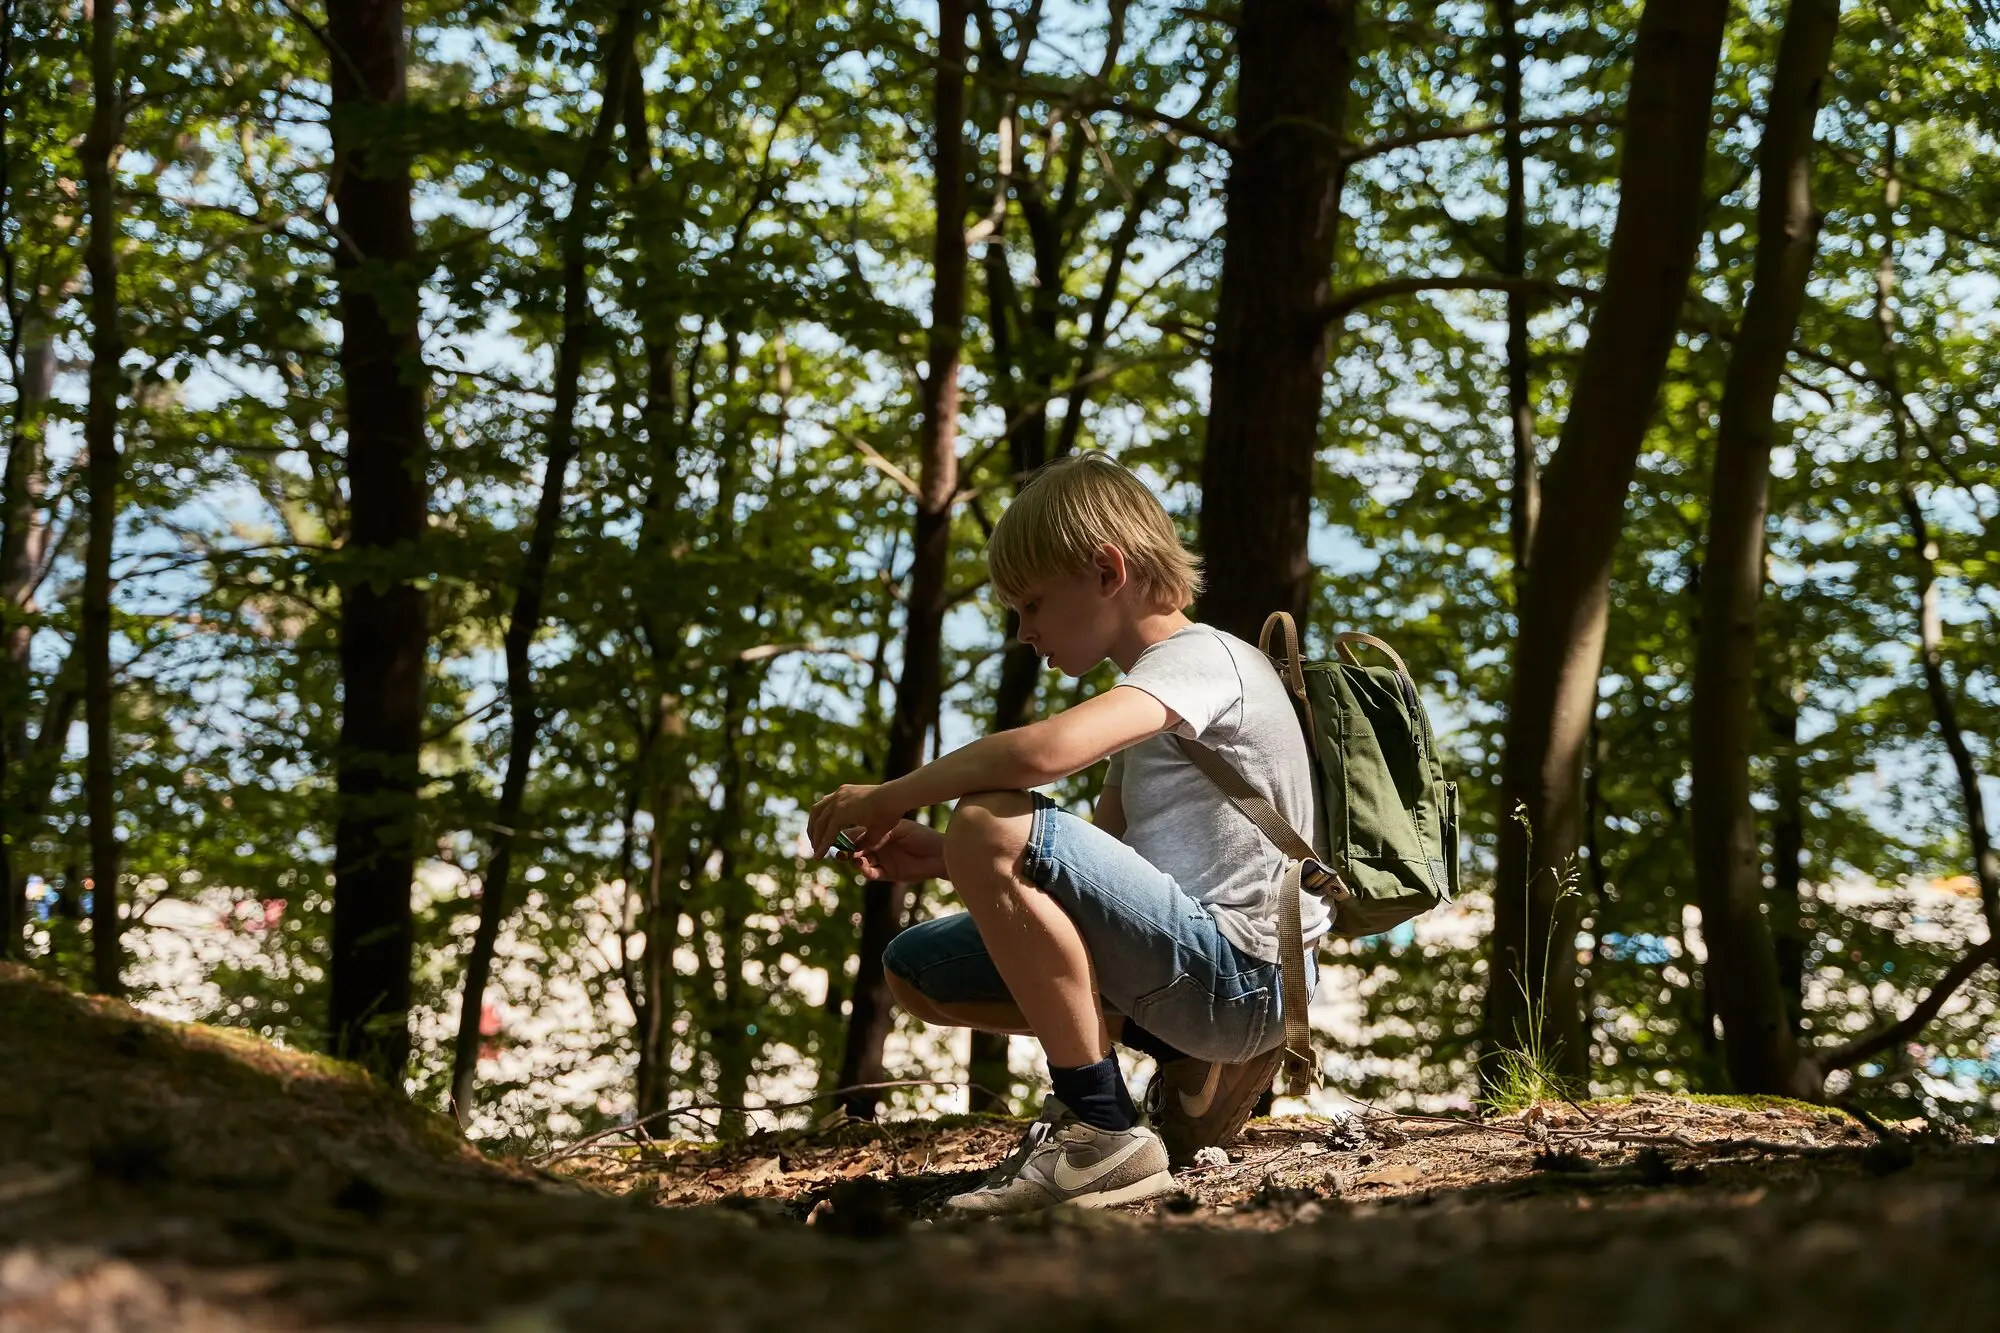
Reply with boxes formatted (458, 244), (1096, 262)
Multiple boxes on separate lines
(1688, 0), (1837, 1098)
(1196, 0), (1356, 641)
(632, 765), (687, 1122)
(1765, 682), (1808, 1039)
(1484, 0), (1729, 1085)
(81, 0), (124, 998)
(0, 307), (58, 959)
(1897, 486), (2000, 930)
(707, 655), (758, 1137)
(1496, 0), (1538, 581)
(449, 1), (642, 1129)
(619, 32), (699, 1126)
(1870, 127), (2000, 936)
(326, 0), (430, 1086)
(837, 0), (968, 1119)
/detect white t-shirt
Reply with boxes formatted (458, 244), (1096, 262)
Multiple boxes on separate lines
(1106, 623), (1330, 965)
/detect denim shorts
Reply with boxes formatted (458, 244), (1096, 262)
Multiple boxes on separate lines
(882, 794), (1315, 1066)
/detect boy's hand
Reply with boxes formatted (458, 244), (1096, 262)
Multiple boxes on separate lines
(807, 783), (901, 859)
(850, 820), (948, 882)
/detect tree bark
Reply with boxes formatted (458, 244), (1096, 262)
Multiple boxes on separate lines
(837, 0), (969, 1119)
(326, 0), (430, 1085)
(1496, 0), (1539, 582)
(0, 306), (58, 959)
(707, 653), (758, 1137)
(619, 33), (698, 1125)
(81, 0), (124, 998)
(1765, 681), (1809, 1039)
(1484, 0), (1729, 1085)
(448, 0), (643, 1129)
(1196, 0), (1356, 641)
(1688, 0), (1838, 1098)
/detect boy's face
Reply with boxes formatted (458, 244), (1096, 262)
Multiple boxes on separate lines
(1005, 546), (1128, 677)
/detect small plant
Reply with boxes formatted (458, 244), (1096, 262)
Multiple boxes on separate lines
(1481, 803), (1583, 1117)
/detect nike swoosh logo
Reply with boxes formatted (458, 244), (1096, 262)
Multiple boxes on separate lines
(1051, 1136), (1150, 1192)
(1177, 1063), (1223, 1118)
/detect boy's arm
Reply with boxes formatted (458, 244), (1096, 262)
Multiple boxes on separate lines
(882, 685), (1175, 815)
(809, 686), (1174, 855)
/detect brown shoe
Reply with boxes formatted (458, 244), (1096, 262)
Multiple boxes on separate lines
(1144, 1046), (1284, 1168)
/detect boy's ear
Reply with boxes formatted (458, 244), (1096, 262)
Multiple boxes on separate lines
(1093, 543), (1130, 598)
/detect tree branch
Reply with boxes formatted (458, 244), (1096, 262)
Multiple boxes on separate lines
(1319, 274), (1593, 324)
(1817, 935), (2000, 1074)
(735, 641), (871, 666)
(834, 427), (921, 498)
(976, 72), (1232, 148)
(1343, 112), (1614, 165)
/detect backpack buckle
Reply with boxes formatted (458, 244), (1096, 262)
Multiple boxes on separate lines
(1302, 860), (1350, 900)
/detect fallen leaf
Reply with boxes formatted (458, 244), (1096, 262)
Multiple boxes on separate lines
(1353, 1165), (1425, 1187)
(738, 1157), (784, 1190)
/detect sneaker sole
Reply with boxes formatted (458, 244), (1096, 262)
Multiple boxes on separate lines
(1066, 1168), (1181, 1210)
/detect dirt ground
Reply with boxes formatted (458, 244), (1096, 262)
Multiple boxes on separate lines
(4, 962), (1996, 1332)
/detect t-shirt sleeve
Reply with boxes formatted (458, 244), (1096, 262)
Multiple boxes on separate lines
(1105, 748), (1127, 786)
(1119, 629), (1243, 742)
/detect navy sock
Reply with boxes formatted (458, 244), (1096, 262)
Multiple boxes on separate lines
(1048, 1055), (1138, 1131)
(1118, 1019), (1191, 1066)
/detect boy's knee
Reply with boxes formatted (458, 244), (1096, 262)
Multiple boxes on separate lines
(944, 790), (1033, 869)
(882, 955), (947, 1024)
(882, 929), (920, 988)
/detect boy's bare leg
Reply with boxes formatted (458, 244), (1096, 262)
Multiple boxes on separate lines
(886, 973), (1128, 1041)
(883, 974), (1035, 1035)
(941, 791), (1110, 1067)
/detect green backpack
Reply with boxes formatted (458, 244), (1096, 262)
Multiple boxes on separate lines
(1176, 611), (1460, 1092)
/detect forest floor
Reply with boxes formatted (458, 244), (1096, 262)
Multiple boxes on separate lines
(3, 962), (1996, 1332)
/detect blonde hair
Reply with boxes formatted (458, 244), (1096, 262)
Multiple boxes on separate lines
(987, 453), (1203, 612)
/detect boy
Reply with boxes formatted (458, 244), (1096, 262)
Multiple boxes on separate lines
(808, 453), (1328, 1215)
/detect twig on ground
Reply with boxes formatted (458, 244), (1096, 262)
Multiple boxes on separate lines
(530, 1079), (1002, 1166)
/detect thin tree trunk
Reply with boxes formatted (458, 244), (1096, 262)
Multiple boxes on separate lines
(632, 759), (687, 1121)
(326, 0), (430, 1085)
(81, 0), (124, 997)
(707, 655), (758, 1137)
(1196, 0), (1357, 640)
(1497, 0), (1539, 582)
(1583, 716), (1610, 931)
(1871, 126), (2000, 934)
(1765, 680), (1808, 1039)
(621, 32), (698, 1125)
(1896, 486), (2000, 929)
(837, 0), (969, 1119)
(1484, 0), (1729, 1086)
(1688, 0), (1837, 1098)
(449, 1), (643, 1129)
(967, 201), (1036, 1116)
(817, 534), (907, 1052)
(0, 307), (57, 959)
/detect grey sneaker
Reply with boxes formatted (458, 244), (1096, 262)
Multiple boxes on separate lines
(1143, 1046), (1283, 1169)
(945, 1097), (1178, 1216)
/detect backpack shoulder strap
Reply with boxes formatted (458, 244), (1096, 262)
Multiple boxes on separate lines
(1173, 736), (1316, 863)
(1173, 734), (1321, 1094)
